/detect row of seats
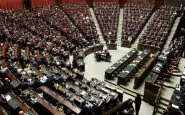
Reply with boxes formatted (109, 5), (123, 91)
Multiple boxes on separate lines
(139, 6), (178, 50)
(94, 0), (118, 2)
(143, 28), (185, 105)
(159, 28), (185, 67)
(93, 2), (119, 43)
(61, 0), (86, 3)
(33, 5), (99, 48)
(31, 0), (55, 8)
(167, 69), (185, 115)
(0, 0), (23, 10)
(122, 3), (154, 45)
(0, 6), (124, 115)
(163, 22), (185, 115)
(62, 3), (98, 40)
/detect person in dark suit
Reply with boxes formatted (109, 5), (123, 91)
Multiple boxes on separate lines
(135, 94), (141, 115)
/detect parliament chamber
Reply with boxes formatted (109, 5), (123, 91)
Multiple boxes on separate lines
(0, 0), (185, 115)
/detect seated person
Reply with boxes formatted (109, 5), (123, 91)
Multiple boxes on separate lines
(95, 49), (111, 62)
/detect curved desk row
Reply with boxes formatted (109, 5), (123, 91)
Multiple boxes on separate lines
(1, 42), (21, 88)
(83, 44), (104, 57)
(39, 86), (82, 115)
(4, 91), (37, 115)
(26, 89), (62, 115)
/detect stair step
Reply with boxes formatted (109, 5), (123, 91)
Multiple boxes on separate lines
(158, 103), (167, 111)
(163, 83), (176, 89)
(172, 70), (181, 73)
(155, 112), (163, 115)
(159, 99), (169, 107)
(160, 97), (170, 103)
(171, 71), (182, 75)
(156, 108), (165, 115)
(131, 12), (156, 48)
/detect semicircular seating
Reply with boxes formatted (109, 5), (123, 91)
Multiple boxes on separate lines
(121, 3), (154, 47)
(138, 6), (178, 52)
(93, 2), (119, 43)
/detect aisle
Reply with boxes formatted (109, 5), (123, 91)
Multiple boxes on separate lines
(131, 13), (155, 49)
(89, 8), (105, 44)
(116, 8), (123, 46)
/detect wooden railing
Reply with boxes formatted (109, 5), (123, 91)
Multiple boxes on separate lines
(103, 99), (132, 115)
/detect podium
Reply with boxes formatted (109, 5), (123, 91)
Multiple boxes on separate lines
(107, 43), (117, 50)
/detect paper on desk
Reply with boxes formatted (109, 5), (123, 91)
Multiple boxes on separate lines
(172, 104), (179, 109)
(81, 91), (86, 95)
(5, 95), (12, 101)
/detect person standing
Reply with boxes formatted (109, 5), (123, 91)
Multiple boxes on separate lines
(135, 94), (142, 115)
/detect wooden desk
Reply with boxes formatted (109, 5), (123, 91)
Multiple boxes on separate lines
(0, 107), (7, 115)
(39, 86), (82, 114)
(14, 44), (20, 59)
(61, 67), (77, 79)
(105, 48), (138, 79)
(132, 50), (150, 66)
(30, 64), (44, 78)
(134, 52), (159, 89)
(56, 84), (93, 107)
(1, 42), (19, 82)
(121, 40), (131, 48)
(103, 99), (132, 115)
(4, 91), (37, 114)
(144, 82), (161, 106)
(69, 81), (104, 107)
(144, 65), (162, 106)
(0, 80), (4, 89)
(25, 47), (30, 59)
(137, 43), (161, 54)
(2, 41), (9, 57)
(40, 65), (52, 77)
(2, 60), (21, 88)
(152, 62), (163, 74)
(117, 51), (149, 84)
(73, 68), (84, 79)
(83, 44), (104, 57)
(2, 60), (16, 80)
(27, 89), (62, 115)
(107, 43), (117, 50)
(117, 63), (136, 84)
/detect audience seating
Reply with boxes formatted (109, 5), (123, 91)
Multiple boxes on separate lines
(32, 5), (99, 47)
(121, 3), (154, 47)
(62, 3), (98, 40)
(138, 6), (178, 53)
(61, 0), (86, 3)
(31, 0), (55, 8)
(93, 2), (119, 43)
(0, 2), (184, 115)
(0, 0), (23, 10)
(0, 6), (123, 114)
(93, 0), (118, 2)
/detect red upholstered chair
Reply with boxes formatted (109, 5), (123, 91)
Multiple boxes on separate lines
(122, 3), (154, 45)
